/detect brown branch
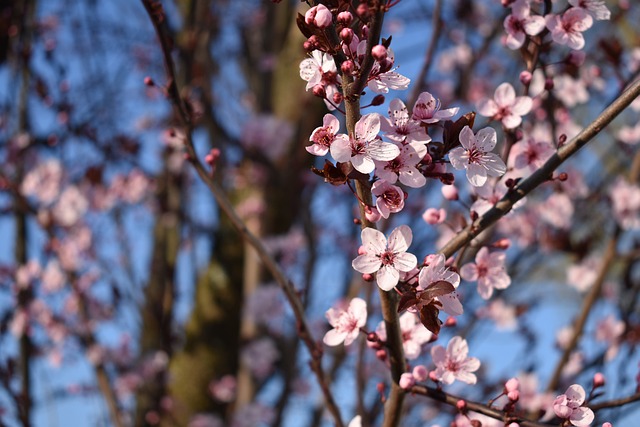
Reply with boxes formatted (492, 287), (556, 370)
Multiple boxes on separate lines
(410, 385), (557, 427)
(439, 78), (640, 259)
(590, 391), (640, 411)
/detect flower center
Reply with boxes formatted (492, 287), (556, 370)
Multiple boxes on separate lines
(467, 147), (484, 164)
(382, 189), (402, 208)
(379, 250), (396, 266)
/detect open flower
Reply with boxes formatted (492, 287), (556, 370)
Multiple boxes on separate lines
(448, 126), (506, 187)
(330, 114), (400, 174)
(307, 114), (340, 156)
(477, 83), (532, 129)
(371, 180), (405, 219)
(299, 50), (341, 110)
(431, 336), (480, 385)
(352, 225), (418, 291)
(323, 298), (367, 346)
(545, 8), (593, 50)
(376, 312), (432, 360)
(503, 0), (546, 50)
(374, 142), (427, 188)
(568, 0), (610, 21)
(552, 384), (595, 427)
(381, 98), (431, 145)
(460, 247), (511, 299)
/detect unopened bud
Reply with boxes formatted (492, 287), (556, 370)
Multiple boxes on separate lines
(557, 172), (568, 181)
(399, 373), (416, 390)
(341, 59), (355, 75)
(356, 4), (369, 18)
(544, 78), (554, 91)
(519, 71), (532, 86)
(305, 4), (332, 29)
(371, 94), (385, 106)
(558, 134), (567, 146)
(456, 399), (467, 411)
(594, 372), (606, 388)
(362, 273), (374, 282)
(312, 84), (326, 98)
(364, 205), (381, 223)
(441, 185), (459, 200)
(508, 390), (520, 401)
(358, 245), (367, 255)
(367, 332), (378, 342)
(371, 44), (388, 61)
(429, 370), (439, 382)
(332, 92), (343, 104)
(444, 316), (457, 327)
(144, 76), (154, 86)
(340, 27), (354, 44)
(375, 349), (387, 361)
(505, 377), (519, 392)
(361, 25), (369, 38)
(337, 11), (353, 26)
(412, 365), (428, 382)
(493, 238), (511, 249)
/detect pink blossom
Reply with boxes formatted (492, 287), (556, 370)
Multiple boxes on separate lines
(418, 254), (463, 316)
(509, 136), (555, 174)
(448, 126), (507, 187)
(568, 0), (611, 20)
(412, 91), (459, 124)
(323, 297), (367, 346)
(376, 312), (432, 360)
(299, 50), (341, 110)
(374, 142), (427, 188)
(20, 158), (62, 204)
(460, 247), (511, 299)
(381, 98), (431, 145)
(399, 372), (416, 389)
(41, 260), (65, 293)
(304, 4), (332, 28)
(371, 180), (405, 219)
(352, 225), (418, 291)
(545, 8), (593, 50)
(210, 375), (237, 403)
(422, 208), (446, 225)
(503, 0), (546, 50)
(307, 114), (340, 156)
(431, 336), (480, 385)
(567, 255), (599, 292)
(330, 114), (400, 174)
(609, 177), (640, 229)
(478, 83), (532, 129)
(52, 186), (88, 227)
(553, 75), (589, 107)
(553, 384), (594, 426)
(538, 193), (574, 229)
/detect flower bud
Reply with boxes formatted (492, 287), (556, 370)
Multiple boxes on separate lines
(422, 208), (446, 225)
(371, 44), (387, 61)
(357, 245), (367, 256)
(508, 390), (520, 402)
(305, 4), (332, 29)
(375, 349), (387, 361)
(356, 4), (369, 18)
(341, 59), (355, 75)
(412, 365), (428, 382)
(593, 372), (606, 388)
(144, 76), (154, 86)
(364, 205), (381, 223)
(340, 27), (354, 44)
(444, 316), (457, 327)
(544, 77), (554, 91)
(362, 273), (374, 282)
(371, 94), (385, 106)
(519, 71), (532, 86)
(312, 84), (326, 98)
(337, 11), (353, 26)
(442, 185), (459, 200)
(456, 399), (467, 411)
(429, 370), (439, 382)
(399, 373), (415, 390)
(505, 378), (519, 392)
(332, 92), (343, 104)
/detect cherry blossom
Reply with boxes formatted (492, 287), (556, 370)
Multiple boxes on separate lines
(478, 83), (532, 129)
(376, 312), (432, 360)
(304, 4), (332, 28)
(418, 254), (463, 316)
(503, 0), (546, 50)
(609, 177), (640, 229)
(460, 247), (511, 299)
(509, 136), (555, 174)
(422, 208), (446, 225)
(355, 42), (410, 94)
(299, 50), (341, 110)
(20, 158), (63, 205)
(52, 186), (89, 227)
(307, 113), (340, 156)
(595, 314), (625, 360)
(476, 299), (518, 330)
(411, 91), (459, 124)
(553, 384), (595, 427)
(381, 98), (431, 145)
(431, 336), (480, 385)
(545, 8), (593, 51)
(323, 297), (367, 346)
(374, 142), (427, 188)
(568, 0), (611, 21)
(330, 113), (400, 174)
(448, 126), (507, 187)
(371, 180), (405, 219)
(538, 192), (574, 230)
(352, 225), (418, 291)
